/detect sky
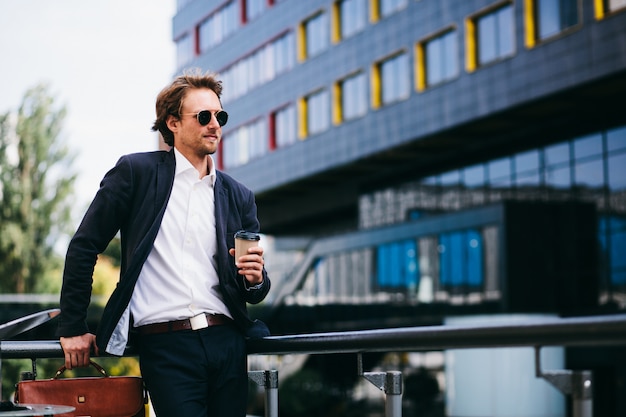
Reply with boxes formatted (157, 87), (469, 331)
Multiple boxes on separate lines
(0, 0), (176, 222)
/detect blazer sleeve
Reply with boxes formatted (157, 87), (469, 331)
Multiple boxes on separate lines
(237, 186), (271, 305)
(56, 156), (134, 337)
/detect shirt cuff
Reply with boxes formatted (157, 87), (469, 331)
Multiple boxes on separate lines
(244, 278), (264, 291)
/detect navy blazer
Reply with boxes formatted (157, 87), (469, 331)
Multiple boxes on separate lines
(56, 149), (270, 354)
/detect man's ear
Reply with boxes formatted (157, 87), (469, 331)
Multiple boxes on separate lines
(166, 115), (179, 133)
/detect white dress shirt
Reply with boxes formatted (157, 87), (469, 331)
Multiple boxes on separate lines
(130, 148), (231, 327)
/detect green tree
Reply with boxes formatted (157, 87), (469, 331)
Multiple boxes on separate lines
(0, 84), (76, 294)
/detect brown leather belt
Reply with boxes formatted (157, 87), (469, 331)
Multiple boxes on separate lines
(136, 313), (231, 335)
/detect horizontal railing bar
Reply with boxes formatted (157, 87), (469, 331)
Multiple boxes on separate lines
(2, 314), (626, 359)
(247, 314), (626, 355)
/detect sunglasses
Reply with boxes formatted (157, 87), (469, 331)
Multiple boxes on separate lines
(181, 110), (229, 127)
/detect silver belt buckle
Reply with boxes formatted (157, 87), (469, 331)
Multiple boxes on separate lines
(190, 314), (209, 330)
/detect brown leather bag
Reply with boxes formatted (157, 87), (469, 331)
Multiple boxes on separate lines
(15, 360), (146, 417)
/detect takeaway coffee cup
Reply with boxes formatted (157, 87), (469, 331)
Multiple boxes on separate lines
(234, 230), (260, 263)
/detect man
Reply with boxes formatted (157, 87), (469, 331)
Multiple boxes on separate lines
(56, 69), (271, 417)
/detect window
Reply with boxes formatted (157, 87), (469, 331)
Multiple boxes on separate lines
(608, 153), (626, 190)
(339, 72), (368, 121)
(488, 157), (512, 187)
(600, 216), (626, 287)
(607, 0), (626, 11)
(534, 0), (579, 41)
(305, 90), (331, 136)
(303, 12), (329, 59)
(273, 31), (297, 76)
(419, 29), (459, 89)
(245, 0), (266, 22)
(380, 0), (408, 17)
(463, 165), (486, 188)
(596, 0), (626, 19)
(439, 229), (484, 292)
(222, 119), (269, 169)
(514, 150), (541, 185)
(198, 2), (238, 53)
(376, 239), (418, 289)
(337, 0), (367, 39)
(478, 4), (514, 65)
(273, 104), (297, 148)
(375, 53), (410, 106)
(468, 3), (515, 70)
(220, 31), (295, 102)
(176, 33), (194, 69)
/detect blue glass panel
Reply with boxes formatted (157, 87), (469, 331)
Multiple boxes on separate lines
(439, 234), (451, 286)
(608, 153), (626, 190)
(404, 240), (419, 288)
(478, 13), (497, 64)
(389, 242), (402, 287)
(574, 159), (604, 187)
(516, 172), (541, 186)
(538, 0), (560, 39)
(466, 230), (483, 287)
(443, 31), (459, 80)
(441, 170), (461, 185)
(377, 244), (390, 286)
(497, 5), (514, 57)
(607, 125), (626, 152)
(426, 36), (444, 85)
(449, 232), (465, 286)
(611, 230), (626, 270)
(463, 165), (486, 187)
(613, 271), (626, 286)
(515, 150), (540, 174)
(545, 142), (570, 166)
(545, 166), (571, 187)
(574, 133), (603, 160)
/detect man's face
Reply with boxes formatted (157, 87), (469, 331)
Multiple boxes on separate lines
(170, 88), (223, 163)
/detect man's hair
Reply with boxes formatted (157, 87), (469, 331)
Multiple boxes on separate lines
(152, 68), (223, 146)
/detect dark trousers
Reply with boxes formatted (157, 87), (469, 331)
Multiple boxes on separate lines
(137, 324), (248, 417)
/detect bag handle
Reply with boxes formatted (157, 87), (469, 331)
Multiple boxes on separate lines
(53, 360), (108, 379)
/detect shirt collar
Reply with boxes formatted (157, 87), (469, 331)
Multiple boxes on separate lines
(173, 148), (217, 187)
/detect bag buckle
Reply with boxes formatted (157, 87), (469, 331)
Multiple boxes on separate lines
(189, 314), (209, 330)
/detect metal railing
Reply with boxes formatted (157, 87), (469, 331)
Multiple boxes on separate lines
(2, 313), (626, 417)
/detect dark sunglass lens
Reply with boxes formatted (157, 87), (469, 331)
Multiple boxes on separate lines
(216, 111), (228, 127)
(197, 110), (212, 126)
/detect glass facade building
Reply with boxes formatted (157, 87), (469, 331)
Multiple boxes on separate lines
(172, 1), (626, 413)
(172, 0), (626, 312)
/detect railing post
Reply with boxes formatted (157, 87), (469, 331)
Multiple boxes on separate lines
(248, 370), (278, 417)
(535, 347), (593, 417)
(358, 354), (403, 417)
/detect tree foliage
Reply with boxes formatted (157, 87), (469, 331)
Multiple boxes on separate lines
(0, 84), (76, 293)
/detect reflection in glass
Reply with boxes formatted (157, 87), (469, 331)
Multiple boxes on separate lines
(307, 90), (330, 135)
(340, 0), (367, 39)
(381, 53), (410, 104)
(306, 12), (329, 58)
(607, 126), (626, 152)
(536, 0), (579, 40)
(545, 166), (571, 187)
(515, 150), (540, 173)
(275, 104), (297, 148)
(608, 153), (626, 190)
(477, 5), (514, 65)
(464, 165), (485, 187)
(574, 133), (603, 160)
(342, 73), (368, 120)
(441, 170), (461, 185)
(574, 159), (604, 188)
(545, 142), (570, 166)
(488, 158), (512, 184)
(426, 30), (459, 86)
